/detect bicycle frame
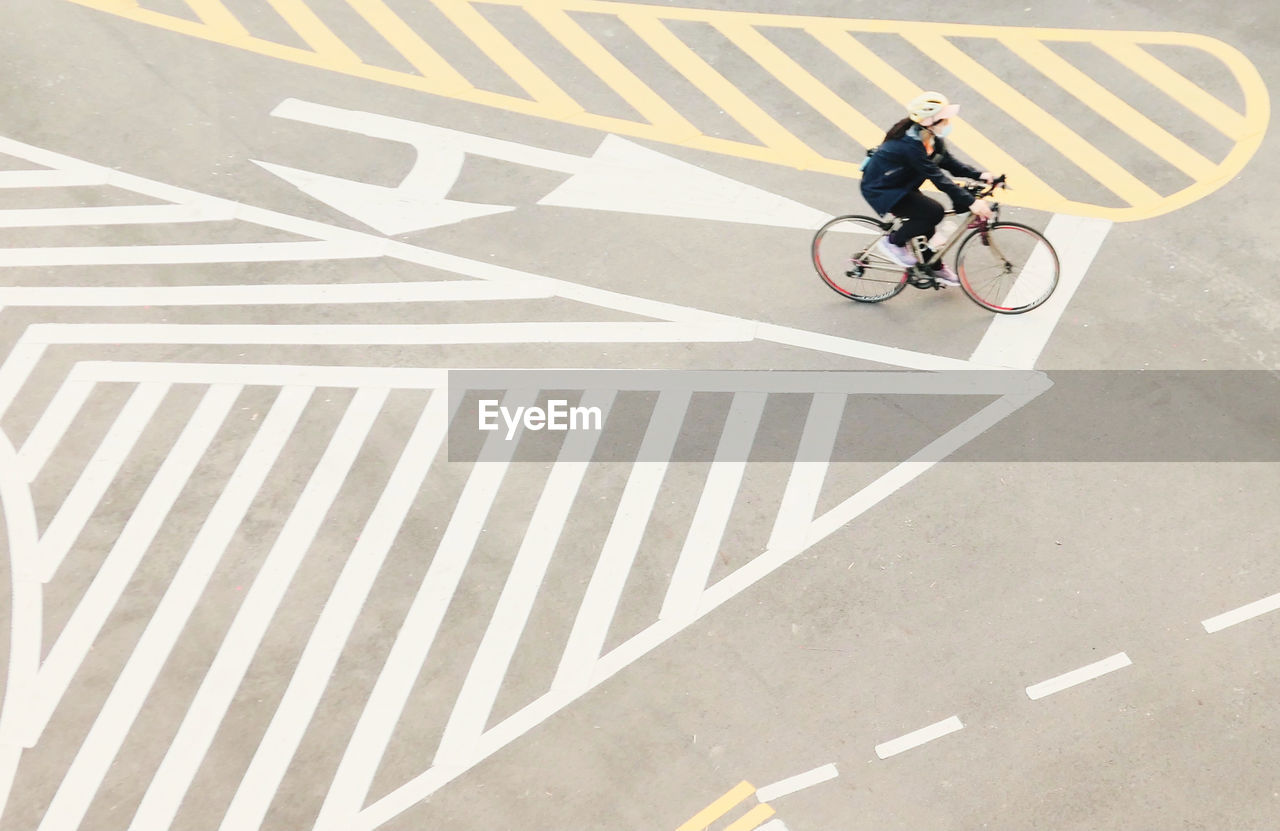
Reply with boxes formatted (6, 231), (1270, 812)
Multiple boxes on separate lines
(857, 179), (1007, 282)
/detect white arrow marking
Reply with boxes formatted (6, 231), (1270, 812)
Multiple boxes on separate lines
(258, 98), (833, 233)
(538, 133), (834, 229)
(252, 160), (513, 236)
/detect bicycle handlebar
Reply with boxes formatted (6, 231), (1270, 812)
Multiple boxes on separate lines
(963, 174), (1009, 199)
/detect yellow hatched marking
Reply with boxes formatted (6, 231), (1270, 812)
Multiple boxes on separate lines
(525, 4), (698, 137)
(431, 0), (579, 113)
(183, 0), (249, 38)
(808, 27), (1065, 208)
(263, 0), (360, 63)
(344, 0), (469, 87)
(723, 803), (776, 831)
(675, 781), (755, 831)
(714, 21), (883, 148)
(620, 12), (819, 161)
(1002, 37), (1217, 180)
(1099, 40), (1248, 140)
(905, 32), (1162, 206)
(62, 0), (1270, 221)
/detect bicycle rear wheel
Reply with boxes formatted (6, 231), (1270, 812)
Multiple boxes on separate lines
(955, 221), (1059, 314)
(812, 215), (908, 303)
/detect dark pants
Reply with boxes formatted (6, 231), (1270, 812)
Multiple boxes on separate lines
(887, 190), (944, 248)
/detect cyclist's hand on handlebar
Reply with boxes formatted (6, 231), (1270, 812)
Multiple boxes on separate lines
(979, 171), (997, 182)
(970, 198), (995, 220)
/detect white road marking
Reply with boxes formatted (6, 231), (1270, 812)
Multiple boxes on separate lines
(754, 322), (976, 371)
(22, 385), (240, 750)
(23, 321), (754, 345)
(0, 280), (553, 306)
(33, 387), (312, 831)
(16, 379), (95, 482)
(435, 390), (614, 768)
(36, 382), (169, 583)
(754, 763), (839, 802)
(659, 392), (768, 622)
(0, 431), (41, 820)
(381, 243), (968, 370)
(314, 390), (533, 830)
(215, 392), (448, 831)
(538, 133), (834, 229)
(803, 382), (1050, 548)
(0, 371), (1044, 829)
(969, 214), (1113, 368)
(0, 131), (1116, 831)
(352, 373), (1052, 829)
(552, 389), (690, 693)
(1202, 591), (1280, 633)
(263, 99), (833, 232)
(0, 203), (237, 227)
(0, 169), (108, 188)
(0, 241), (383, 267)
(254, 157), (514, 235)
(766, 393), (845, 552)
(0, 342), (47, 420)
(129, 387), (387, 831)
(0, 133), (984, 381)
(874, 716), (964, 759)
(70, 361), (448, 389)
(1025, 652), (1132, 700)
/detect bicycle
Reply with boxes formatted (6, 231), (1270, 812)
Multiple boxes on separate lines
(811, 176), (1060, 314)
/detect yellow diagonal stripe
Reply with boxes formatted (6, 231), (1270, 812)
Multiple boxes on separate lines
(1099, 40), (1248, 140)
(621, 12), (819, 161)
(432, 0), (579, 113)
(61, 0), (1270, 222)
(715, 21), (883, 148)
(526, 4), (698, 137)
(264, 0), (361, 63)
(724, 803), (776, 831)
(183, 0), (248, 39)
(344, 0), (469, 88)
(904, 31), (1162, 207)
(1002, 37), (1216, 180)
(675, 781), (755, 831)
(808, 27), (1066, 208)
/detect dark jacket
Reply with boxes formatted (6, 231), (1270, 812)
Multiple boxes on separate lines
(860, 132), (983, 216)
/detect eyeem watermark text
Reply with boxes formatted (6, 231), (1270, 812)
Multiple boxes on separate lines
(478, 398), (604, 440)
(448, 370), (1280, 462)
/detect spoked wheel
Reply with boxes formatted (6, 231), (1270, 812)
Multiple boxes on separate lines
(955, 221), (1060, 314)
(812, 215), (908, 303)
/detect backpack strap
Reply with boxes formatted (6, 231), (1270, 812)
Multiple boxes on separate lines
(859, 144), (879, 172)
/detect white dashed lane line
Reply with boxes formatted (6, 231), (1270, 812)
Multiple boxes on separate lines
(1025, 652), (1132, 701)
(874, 716), (964, 760)
(1202, 591), (1280, 634)
(754, 764), (839, 803)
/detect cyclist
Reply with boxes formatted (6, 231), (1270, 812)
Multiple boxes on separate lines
(860, 91), (997, 286)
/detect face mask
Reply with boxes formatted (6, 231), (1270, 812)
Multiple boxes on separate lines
(933, 123), (953, 138)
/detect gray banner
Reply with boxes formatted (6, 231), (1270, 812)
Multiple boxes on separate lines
(445, 370), (1280, 463)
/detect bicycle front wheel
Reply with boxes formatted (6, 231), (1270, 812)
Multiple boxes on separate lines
(955, 221), (1059, 314)
(812, 215), (908, 303)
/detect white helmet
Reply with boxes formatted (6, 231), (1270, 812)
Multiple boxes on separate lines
(907, 91), (960, 126)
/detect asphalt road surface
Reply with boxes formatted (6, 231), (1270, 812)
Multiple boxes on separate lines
(0, 1), (1277, 830)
